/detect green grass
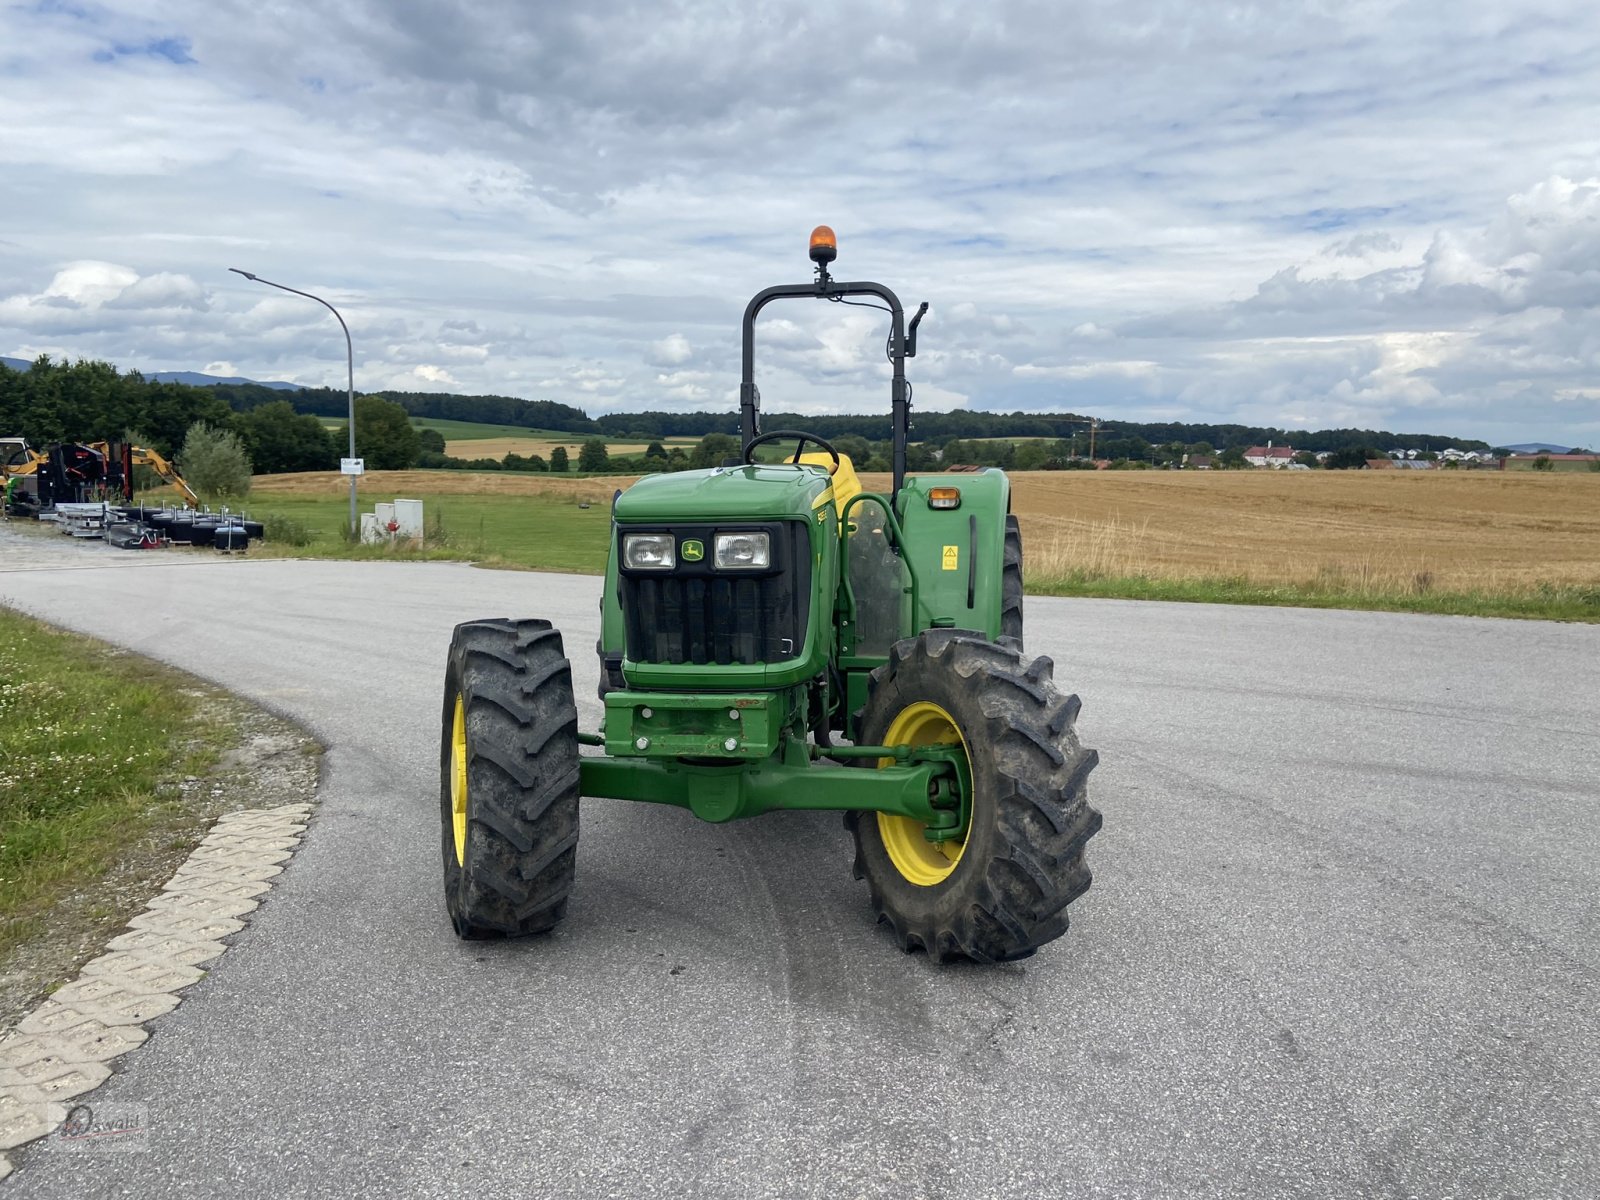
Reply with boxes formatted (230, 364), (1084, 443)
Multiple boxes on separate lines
(316, 416), (579, 440)
(314, 415), (704, 446)
(406, 417), (590, 440)
(1030, 571), (1600, 622)
(247, 492), (613, 573)
(0, 610), (220, 953)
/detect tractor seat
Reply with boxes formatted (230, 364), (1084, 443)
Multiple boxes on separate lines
(796, 451), (863, 516)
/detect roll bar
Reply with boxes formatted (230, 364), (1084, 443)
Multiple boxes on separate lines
(739, 244), (926, 500)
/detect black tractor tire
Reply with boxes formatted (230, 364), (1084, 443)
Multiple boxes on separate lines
(1001, 514), (1024, 648)
(847, 629), (1100, 963)
(440, 618), (580, 938)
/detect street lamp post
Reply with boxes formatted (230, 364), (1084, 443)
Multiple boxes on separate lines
(228, 269), (358, 534)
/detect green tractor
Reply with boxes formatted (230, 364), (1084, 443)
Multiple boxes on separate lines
(440, 227), (1101, 962)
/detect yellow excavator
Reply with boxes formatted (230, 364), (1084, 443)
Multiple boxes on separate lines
(88, 441), (200, 508)
(4, 438), (199, 510)
(1, 437), (47, 476)
(2, 438), (49, 513)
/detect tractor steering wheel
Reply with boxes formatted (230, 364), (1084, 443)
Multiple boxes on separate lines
(742, 430), (842, 476)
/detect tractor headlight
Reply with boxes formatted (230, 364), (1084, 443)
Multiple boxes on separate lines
(714, 532), (770, 569)
(623, 533), (676, 570)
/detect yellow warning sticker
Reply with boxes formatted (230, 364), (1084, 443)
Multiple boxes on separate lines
(942, 545), (960, 571)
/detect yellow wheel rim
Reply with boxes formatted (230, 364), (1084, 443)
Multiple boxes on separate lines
(876, 702), (969, 886)
(450, 693), (468, 867)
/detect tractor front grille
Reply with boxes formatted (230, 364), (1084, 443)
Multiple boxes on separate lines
(620, 522), (810, 667)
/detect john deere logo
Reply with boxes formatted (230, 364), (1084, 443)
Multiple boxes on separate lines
(681, 539), (704, 562)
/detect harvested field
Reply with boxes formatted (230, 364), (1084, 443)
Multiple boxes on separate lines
(1010, 471), (1600, 593)
(249, 468), (1600, 617)
(441, 437), (693, 459)
(253, 469), (635, 501)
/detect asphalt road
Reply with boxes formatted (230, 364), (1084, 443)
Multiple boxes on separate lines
(2, 545), (1597, 1198)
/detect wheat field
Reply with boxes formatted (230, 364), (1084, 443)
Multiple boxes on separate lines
(441, 437), (695, 459)
(1010, 471), (1600, 595)
(252, 468), (1600, 602)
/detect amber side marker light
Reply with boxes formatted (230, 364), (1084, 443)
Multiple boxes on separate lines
(809, 225), (837, 265)
(927, 487), (961, 510)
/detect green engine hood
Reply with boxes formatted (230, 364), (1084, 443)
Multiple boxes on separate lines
(613, 464), (833, 523)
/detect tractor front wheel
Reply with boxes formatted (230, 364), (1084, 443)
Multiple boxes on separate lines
(848, 629), (1100, 962)
(440, 618), (580, 938)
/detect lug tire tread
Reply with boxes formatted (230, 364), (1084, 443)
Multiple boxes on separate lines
(1001, 514), (1025, 648)
(849, 630), (1100, 963)
(440, 617), (580, 938)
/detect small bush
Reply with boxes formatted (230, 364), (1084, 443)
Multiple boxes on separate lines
(261, 513), (316, 546)
(181, 422), (253, 501)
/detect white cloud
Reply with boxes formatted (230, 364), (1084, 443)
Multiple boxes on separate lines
(1, 2), (1598, 444)
(107, 272), (209, 311)
(43, 262), (139, 306)
(648, 333), (693, 365)
(1326, 232), (1403, 259)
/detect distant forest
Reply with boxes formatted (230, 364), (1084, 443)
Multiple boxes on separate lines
(3, 356), (1494, 459)
(209, 382), (596, 434)
(203, 379), (1492, 456)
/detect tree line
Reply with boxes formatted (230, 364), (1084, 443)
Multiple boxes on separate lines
(191, 375), (1500, 455)
(208, 381), (593, 432)
(594, 410), (1493, 456)
(4, 356), (1501, 489)
(1, 357), (418, 479)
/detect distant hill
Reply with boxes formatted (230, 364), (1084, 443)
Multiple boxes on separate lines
(1503, 442), (1573, 454)
(147, 370), (300, 390)
(1, 356), (299, 390)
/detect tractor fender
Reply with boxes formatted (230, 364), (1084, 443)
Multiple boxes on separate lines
(895, 469), (1012, 641)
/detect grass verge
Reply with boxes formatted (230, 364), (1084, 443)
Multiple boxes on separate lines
(1029, 570), (1600, 621)
(243, 490), (614, 574)
(0, 607), (321, 1022)
(0, 609), (204, 956)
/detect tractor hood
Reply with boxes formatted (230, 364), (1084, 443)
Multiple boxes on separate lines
(613, 464), (833, 523)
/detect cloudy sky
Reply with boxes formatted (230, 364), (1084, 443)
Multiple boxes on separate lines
(4, 1), (1599, 445)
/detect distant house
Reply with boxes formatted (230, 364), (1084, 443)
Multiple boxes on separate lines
(1244, 445), (1296, 468)
(1184, 454), (1216, 470)
(1365, 458), (1396, 470)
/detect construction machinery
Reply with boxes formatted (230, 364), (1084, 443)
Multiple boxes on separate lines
(1, 438), (47, 515)
(3, 439), (101, 513)
(2, 439), (196, 510)
(440, 228), (1101, 962)
(1, 437), (47, 476)
(88, 442), (200, 508)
